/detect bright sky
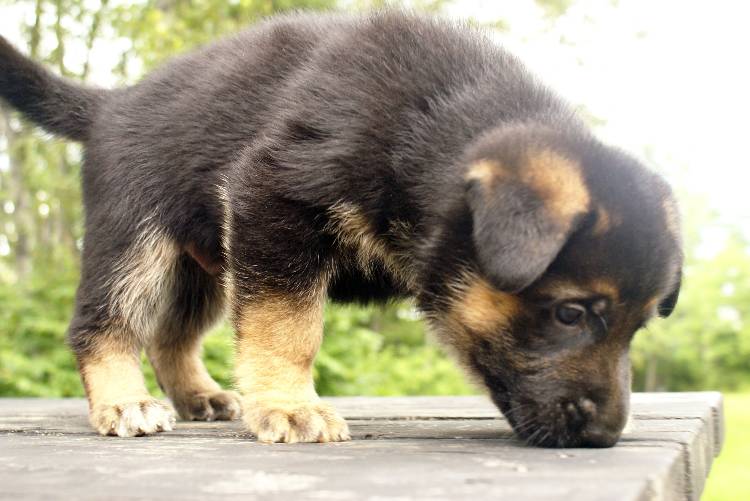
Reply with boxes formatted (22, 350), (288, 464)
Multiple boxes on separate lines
(2, 0), (749, 238)
(446, 0), (750, 230)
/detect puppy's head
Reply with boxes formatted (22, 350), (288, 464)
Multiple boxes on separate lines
(435, 123), (682, 448)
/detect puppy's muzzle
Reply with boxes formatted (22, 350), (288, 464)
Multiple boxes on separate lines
(501, 390), (628, 448)
(561, 396), (624, 448)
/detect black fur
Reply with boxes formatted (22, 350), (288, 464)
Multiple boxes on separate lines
(0, 37), (105, 141)
(0, 11), (682, 447)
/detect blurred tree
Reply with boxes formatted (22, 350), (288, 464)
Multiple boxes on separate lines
(109, 0), (335, 75)
(534, 0), (573, 18)
(632, 225), (750, 392)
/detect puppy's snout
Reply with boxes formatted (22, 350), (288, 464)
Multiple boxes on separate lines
(563, 395), (625, 448)
(580, 423), (621, 448)
(563, 397), (596, 426)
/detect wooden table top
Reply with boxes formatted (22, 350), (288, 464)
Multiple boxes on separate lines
(0, 393), (724, 500)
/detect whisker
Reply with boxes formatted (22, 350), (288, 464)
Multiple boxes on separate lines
(525, 426), (544, 446)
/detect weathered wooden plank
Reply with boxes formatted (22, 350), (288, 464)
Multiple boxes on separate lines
(628, 392), (724, 458)
(624, 419), (710, 501)
(0, 434), (683, 501)
(0, 420), (697, 500)
(0, 394), (723, 501)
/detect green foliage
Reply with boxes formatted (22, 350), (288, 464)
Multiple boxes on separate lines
(534, 0), (574, 18)
(316, 303), (473, 396)
(632, 228), (750, 392)
(109, 0), (336, 74)
(702, 393), (750, 501)
(0, 261), (80, 396)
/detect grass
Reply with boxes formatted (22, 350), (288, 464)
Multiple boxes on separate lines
(702, 393), (750, 501)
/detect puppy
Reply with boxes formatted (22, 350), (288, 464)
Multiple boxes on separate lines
(0, 11), (682, 447)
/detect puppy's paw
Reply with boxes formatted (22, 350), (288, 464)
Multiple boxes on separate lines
(173, 390), (242, 421)
(243, 399), (350, 443)
(90, 398), (176, 437)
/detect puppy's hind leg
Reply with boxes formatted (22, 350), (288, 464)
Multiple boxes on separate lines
(69, 226), (179, 437)
(146, 254), (240, 422)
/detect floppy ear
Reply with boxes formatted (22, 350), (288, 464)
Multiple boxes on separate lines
(657, 271), (681, 318)
(466, 153), (591, 293)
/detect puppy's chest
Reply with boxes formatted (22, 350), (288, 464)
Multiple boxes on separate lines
(326, 202), (418, 295)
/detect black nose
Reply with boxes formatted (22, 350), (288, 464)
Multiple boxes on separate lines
(564, 397), (623, 448)
(579, 424), (621, 448)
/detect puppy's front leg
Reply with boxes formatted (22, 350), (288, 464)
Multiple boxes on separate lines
(234, 292), (350, 443)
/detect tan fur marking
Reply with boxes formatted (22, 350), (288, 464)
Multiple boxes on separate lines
(235, 292), (325, 402)
(588, 279), (620, 302)
(535, 282), (592, 300)
(423, 272), (523, 390)
(216, 181), (236, 310)
(79, 336), (175, 436)
(593, 206), (612, 235)
(467, 152), (589, 227)
(465, 160), (507, 188)
(537, 279), (620, 302)
(108, 228), (179, 343)
(148, 341), (222, 398)
(81, 348), (150, 407)
(450, 275), (521, 336)
(522, 150), (590, 224)
(328, 202), (415, 290)
(643, 296), (660, 317)
(234, 289), (350, 442)
(148, 338), (240, 421)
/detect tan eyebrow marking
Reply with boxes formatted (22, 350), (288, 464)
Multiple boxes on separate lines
(536, 279), (620, 302)
(588, 279), (620, 302)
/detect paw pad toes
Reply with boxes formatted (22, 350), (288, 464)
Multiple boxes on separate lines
(90, 399), (175, 437)
(245, 401), (350, 444)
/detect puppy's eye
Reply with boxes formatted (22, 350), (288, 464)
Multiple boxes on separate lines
(555, 303), (586, 326)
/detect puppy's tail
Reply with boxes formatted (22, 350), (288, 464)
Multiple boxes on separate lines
(0, 36), (108, 142)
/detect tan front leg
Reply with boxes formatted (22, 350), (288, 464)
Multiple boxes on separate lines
(234, 292), (350, 443)
(79, 339), (175, 437)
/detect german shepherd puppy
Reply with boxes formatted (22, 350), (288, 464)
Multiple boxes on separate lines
(0, 11), (682, 447)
